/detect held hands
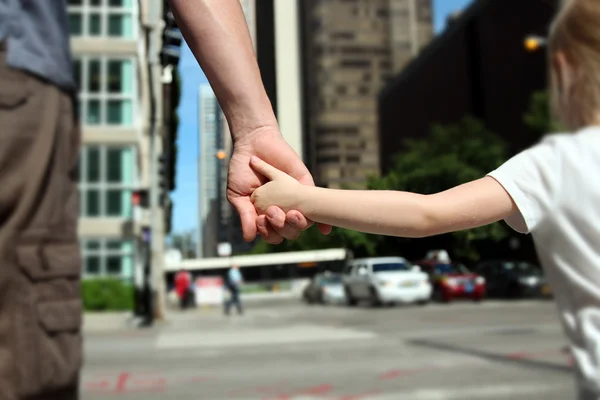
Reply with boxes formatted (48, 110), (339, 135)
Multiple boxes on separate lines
(227, 128), (331, 244)
(250, 156), (303, 214)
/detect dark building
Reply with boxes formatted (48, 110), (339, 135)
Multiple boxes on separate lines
(378, 0), (559, 174)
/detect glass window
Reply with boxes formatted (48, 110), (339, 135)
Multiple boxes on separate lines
(81, 239), (136, 278)
(78, 145), (135, 218)
(85, 256), (101, 274)
(89, 13), (102, 36)
(69, 13), (83, 35)
(373, 262), (409, 272)
(68, 0), (136, 38)
(74, 57), (136, 126)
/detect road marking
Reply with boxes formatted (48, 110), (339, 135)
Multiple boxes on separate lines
(155, 324), (377, 349)
(242, 382), (569, 400)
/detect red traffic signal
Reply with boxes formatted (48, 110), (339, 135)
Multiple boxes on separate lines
(132, 189), (149, 208)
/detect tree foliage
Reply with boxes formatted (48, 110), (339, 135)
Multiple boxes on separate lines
(523, 90), (562, 141)
(368, 116), (510, 261)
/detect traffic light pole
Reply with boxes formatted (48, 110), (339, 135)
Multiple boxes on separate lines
(144, 0), (165, 325)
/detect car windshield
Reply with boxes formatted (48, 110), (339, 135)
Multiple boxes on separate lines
(433, 263), (470, 275)
(319, 276), (342, 285)
(373, 262), (409, 272)
(503, 262), (542, 276)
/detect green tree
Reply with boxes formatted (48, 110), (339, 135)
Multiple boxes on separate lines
(523, 90), (561, 141)
(369, 116), (510, 261)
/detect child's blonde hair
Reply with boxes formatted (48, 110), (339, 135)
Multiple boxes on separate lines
(549, 0), (600, 129)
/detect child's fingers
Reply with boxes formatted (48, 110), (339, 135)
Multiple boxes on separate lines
(250, 156), (284, 181)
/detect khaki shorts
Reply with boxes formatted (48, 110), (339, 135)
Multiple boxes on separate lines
(0, 44), (82, 399)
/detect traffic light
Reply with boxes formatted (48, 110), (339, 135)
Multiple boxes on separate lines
(161, 6), (183, 67)
(132, 189), (149, 208)
(524, 35), (547, 52)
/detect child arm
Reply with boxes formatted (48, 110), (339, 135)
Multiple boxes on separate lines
(250, 157), (518, 238)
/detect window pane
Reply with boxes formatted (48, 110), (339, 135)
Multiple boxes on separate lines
(106, 256), (122, 275)
(86, 147), (100, 182)
(108, 14), (131, 37)
(69, 0), (83, 5)
(88, 60), (101, 92)
(89, 14), (102, 36)
(107, 100), (132, 125)
(90, 0), (102, 5)
(109, 0), (125, 6)
(106, 190), (122, 216)
(87, 100), (101, 124)
(73, 59), (82, 90)
(86, 189), (100, 217)
(107, 60), (123, 93)
(86, 241), (101, 251)
(106, 148), (123, 182)
(85, 256), (101, 275)
(107, 240), (122, 251)
(68, 13), (83, 35)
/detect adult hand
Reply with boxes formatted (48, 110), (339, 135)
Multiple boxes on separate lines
(227, 126), (332, 244)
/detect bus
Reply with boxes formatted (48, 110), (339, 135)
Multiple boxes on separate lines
(164, 248), (353, 293)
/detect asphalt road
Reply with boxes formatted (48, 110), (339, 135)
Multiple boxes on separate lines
(82, 299), (576, 399)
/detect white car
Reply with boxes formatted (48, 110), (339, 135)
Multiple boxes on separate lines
(343, 257), (432, 306)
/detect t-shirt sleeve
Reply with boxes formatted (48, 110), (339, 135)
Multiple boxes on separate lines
(487, 136), (562, 234)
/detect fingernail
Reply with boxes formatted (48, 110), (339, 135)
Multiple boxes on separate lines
(267, 208), (277, 219)
(288, 216), (298, 225)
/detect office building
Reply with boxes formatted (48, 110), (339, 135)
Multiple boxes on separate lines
(378, 0), (558, 173)
(198, 84), (220, 258)
(298, 0), (433, 188)
(378, 0), (558, 263)
(68, 0), (166, 281)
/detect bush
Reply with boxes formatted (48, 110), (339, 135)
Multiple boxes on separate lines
(82, 278), (134, 312)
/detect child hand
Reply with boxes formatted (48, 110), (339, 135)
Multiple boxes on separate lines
(250, 156), (303, 214)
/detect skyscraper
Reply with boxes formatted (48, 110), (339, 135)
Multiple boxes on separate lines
(198, 84), (220, 258)
(68, 0), (166, 281)
(300, 0), (434, 188)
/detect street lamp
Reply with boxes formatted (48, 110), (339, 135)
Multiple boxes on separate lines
(524, 35), (547, 52)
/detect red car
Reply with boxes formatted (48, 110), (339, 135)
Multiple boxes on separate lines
(415, 260), (486, 303)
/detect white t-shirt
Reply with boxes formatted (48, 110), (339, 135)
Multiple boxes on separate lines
(487, 126), (600, 395)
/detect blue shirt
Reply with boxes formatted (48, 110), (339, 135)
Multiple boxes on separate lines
(0, 0), (75, 91)
(228, 268), (243, 286)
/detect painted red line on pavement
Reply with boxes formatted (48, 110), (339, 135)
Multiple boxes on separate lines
(115, 373), (131, 393)
(304, 384), (334, 395)
(379, 368), (423, 380)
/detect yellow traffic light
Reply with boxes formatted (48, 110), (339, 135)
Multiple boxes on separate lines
(524, 36), (546, 52)
(216, 150), (227, 160)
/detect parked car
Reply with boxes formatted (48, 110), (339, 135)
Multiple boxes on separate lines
(473, 260), (551, 299)
(303, 273), (346, 305)
(415, 260), (486, 303)
(342, 257), (432, 306)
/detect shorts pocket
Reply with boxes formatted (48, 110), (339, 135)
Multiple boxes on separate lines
(15, 243), (82, 397)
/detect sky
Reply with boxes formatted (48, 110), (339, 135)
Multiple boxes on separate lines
(170, 0), (474, 235)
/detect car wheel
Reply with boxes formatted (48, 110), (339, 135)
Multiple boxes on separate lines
(370, 287), (383, 307)
(345, 287), (358, 307)
(417, 299), (429, 306)
(433, 287), (448, 303)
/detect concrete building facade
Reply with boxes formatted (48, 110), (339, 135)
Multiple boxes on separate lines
(68, 0), (165, 284)
(299, 0), (433, 188)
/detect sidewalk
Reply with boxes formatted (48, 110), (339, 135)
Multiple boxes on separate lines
(83, 291), (303, 333)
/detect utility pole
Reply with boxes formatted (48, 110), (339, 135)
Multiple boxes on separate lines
(146, 0), (165, 323)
